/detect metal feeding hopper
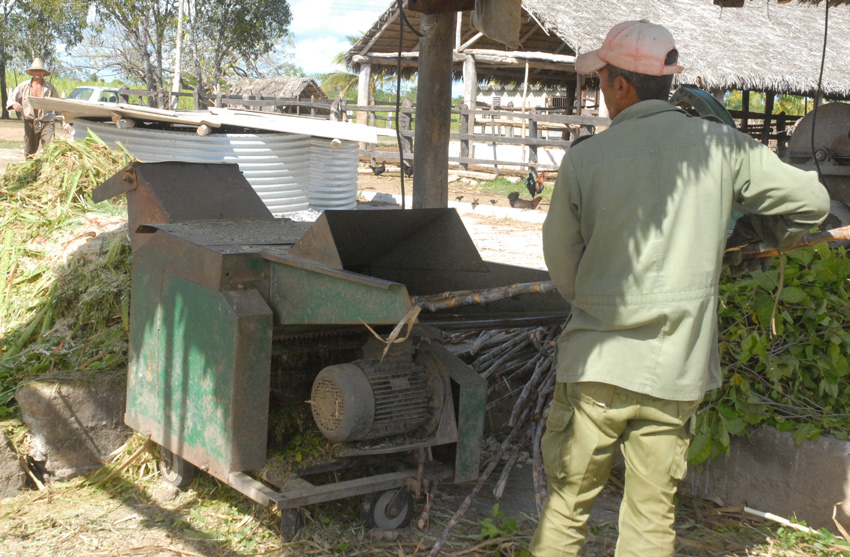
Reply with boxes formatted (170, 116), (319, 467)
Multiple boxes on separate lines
(94, 162), (568, 537)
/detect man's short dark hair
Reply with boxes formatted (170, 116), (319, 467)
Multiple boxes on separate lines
(606, 65), (674, 101)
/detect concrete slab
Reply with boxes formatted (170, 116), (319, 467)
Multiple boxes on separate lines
(0, 437), (25, 500)
(16, 370), (132, 480)
(681, 427), (850, 531)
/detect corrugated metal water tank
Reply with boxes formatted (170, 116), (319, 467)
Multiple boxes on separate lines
(309, 139), (358, 210)
(73, 118), (359, 215)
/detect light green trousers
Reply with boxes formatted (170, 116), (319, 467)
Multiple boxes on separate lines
(530, 382), (699, 557)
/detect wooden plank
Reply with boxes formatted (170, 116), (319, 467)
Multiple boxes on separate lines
(206, 107), (377, 143)
(29, 97), (221, 127)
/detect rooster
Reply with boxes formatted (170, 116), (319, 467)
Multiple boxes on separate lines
(401, 160), (414, 177)
(508, 191), (543, 210)
(369, 158), (386, 176)
(525, 170), (545, 198)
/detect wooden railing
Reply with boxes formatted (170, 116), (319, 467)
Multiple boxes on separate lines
(111, 87), (801, 172)
(113, 87), (610, 174)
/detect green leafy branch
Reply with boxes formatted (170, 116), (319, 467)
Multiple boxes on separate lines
(690, 244), (850, 464)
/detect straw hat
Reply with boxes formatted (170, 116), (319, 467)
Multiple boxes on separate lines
(26, 58), (50, 76)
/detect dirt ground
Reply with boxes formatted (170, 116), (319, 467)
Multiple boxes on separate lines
(0, 119), (25, 172)
(0, 124), (797, 556)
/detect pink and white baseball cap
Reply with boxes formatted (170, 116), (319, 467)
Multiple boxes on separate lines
(575, 20), (684, 76)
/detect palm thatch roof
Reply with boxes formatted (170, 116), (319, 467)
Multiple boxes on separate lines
(347, 0), (850, 98)
(227, 77), (327, 100)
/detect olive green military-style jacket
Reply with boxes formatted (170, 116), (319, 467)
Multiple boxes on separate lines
(543, 100), (829, 401)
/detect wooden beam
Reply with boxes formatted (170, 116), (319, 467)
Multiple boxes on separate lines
(356, 11), (400, 58)
(357, 62), (371, 126)
(463, 55), (478, 108)
(408, 0), (474, 14)
(413, 12), (455, 209)
(459, 32), (484, 51)
(465, 49), (576, 64)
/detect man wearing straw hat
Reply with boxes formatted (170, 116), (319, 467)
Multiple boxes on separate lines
(6, 58), (62, 158)
(531, 20), (829, 557)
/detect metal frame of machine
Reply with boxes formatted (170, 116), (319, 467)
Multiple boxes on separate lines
(95, 161), (569, 536)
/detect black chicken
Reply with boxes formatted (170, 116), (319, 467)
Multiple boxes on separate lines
(401, 160), (414, 177)
(370, 159), (386, 176)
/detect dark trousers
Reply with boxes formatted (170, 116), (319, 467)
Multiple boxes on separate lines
(24, 119), (54, 158)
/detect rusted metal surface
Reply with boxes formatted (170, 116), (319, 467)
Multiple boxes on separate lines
(94, 162), (274, 249)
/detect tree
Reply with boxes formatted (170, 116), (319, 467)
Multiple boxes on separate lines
(1, 0), (89, 118)
(189, 0), (292, 92)
(320, 34), (401, 102)
(88, 0), (179, 95)
(73, 0), (293, 102)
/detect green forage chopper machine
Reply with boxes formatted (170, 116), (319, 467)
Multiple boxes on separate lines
(94, 161), (568, 537)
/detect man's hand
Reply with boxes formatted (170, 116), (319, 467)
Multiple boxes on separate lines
(724, 215), (772, 274)
(9, 102), (22, 112)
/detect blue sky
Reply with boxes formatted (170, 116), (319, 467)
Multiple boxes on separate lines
(288, 0), (391, 76)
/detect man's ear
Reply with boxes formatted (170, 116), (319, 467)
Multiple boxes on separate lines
(613, 75), (639, 103)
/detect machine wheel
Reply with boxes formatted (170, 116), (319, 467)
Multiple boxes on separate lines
(360, 488), (415, 531)
(279, 508), (301, 541)
(159, 447), (197, 489)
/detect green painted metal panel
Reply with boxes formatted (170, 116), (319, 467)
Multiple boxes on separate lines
(126, 247), (272, 477)
(428, 344), (486, 483)
(268, 258), (413, 325)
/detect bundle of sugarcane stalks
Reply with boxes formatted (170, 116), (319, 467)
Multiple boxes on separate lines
(428, 323), (563, 556)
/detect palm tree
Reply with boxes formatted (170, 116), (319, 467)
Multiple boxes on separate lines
(320, 34), (398, 101)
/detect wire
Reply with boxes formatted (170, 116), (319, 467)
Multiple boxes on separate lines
(398, 1), (424, 38)
(394, 0), (412, 209)
(810, 0), (831, 196)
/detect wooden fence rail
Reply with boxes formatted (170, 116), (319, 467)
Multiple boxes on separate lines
(109, 87), (802, 174)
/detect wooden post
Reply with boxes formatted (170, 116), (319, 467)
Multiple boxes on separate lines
(776, 112), (788, 158)
(463, 55), (477, 109)
(741, 90), (750, 134)
(357, 62), (372, 126)
(413, 11), (455, 209)
(528, 109), (538, 173)
(575, 74), (585, 116)
(460, 103), (470, 171)
(762, 91), (774, 145)
(521, 60), (529, 163)
(400, 98), (413, 158)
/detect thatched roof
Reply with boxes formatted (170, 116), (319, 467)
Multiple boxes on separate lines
(347, 0), (850, 98)
(227, 77), (327, 100)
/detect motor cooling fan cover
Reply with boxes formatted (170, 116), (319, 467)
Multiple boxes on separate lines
(310, 363), (375, 442)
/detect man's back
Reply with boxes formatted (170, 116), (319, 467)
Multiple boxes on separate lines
(543, 99), (829, 400)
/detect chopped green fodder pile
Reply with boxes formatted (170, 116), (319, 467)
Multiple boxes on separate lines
(692, 244), (850, 463)
(0, 135), (134, 416)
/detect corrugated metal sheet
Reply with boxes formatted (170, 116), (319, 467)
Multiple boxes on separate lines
(308, 139), (359, 211)
(74, 119), (359, 215)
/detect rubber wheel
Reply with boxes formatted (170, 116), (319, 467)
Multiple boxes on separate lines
(279, 508), (301, 541)
(360, 488), (415, 531)
(159, 447), (197, 489)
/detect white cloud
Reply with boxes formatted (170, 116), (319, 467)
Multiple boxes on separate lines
(294, 36), (353, 75)
(288, 0), (389, 75)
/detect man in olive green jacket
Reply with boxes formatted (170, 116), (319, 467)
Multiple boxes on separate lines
(531, 21), (829, 557)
